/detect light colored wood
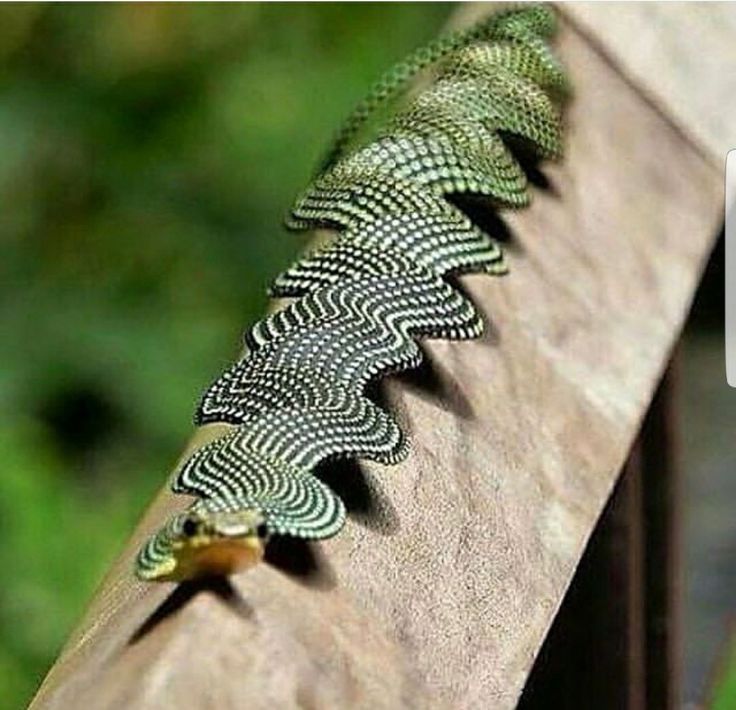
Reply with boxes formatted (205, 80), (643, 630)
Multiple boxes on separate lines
(561, 1), (736, 164)
(30, 12), (722, 710)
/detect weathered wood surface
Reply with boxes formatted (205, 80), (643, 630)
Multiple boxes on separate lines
(562, 1), (736, 163)
(31, 10), (723, 710)
(518, 365), (681, 709)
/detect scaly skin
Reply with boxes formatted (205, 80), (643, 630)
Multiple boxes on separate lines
(136, 4), (569, 582)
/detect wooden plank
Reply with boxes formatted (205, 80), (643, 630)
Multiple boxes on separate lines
(30, 12), (722, 710)
(561, 1), (736, 164)
(516, 437), (647, 709)
(516, 363), (680, 709)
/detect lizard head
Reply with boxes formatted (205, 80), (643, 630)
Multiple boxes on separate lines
(136, 506), (270, 582)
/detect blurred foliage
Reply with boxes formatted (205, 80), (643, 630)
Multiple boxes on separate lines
(713, 635), (736, 710)
(0, 4), (450, 707)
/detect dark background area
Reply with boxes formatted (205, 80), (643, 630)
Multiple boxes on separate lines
(0, 5), (732, 708)
(682, 235), (736, 708)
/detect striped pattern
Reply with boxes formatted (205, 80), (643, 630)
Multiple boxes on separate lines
(136, 4), (569, 581)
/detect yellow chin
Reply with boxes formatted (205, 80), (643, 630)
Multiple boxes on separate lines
(166, 535), (265, 582)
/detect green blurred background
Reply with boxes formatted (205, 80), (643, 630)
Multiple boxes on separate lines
(0, 4), (450, 706)
(0, 4), (733, 709)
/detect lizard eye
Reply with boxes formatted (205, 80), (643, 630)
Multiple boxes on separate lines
(256, 523), (269, 539)
(182, 518), (198, 537)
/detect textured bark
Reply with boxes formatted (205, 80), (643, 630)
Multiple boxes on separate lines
(30, 8), (723, 710)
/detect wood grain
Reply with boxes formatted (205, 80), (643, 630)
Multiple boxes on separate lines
(562, 1), (736, 163)
(517, 365), (680, 709)
(30, 12), (722, 710)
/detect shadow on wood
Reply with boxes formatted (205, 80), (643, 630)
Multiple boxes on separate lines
(130, 577), (254, 645)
